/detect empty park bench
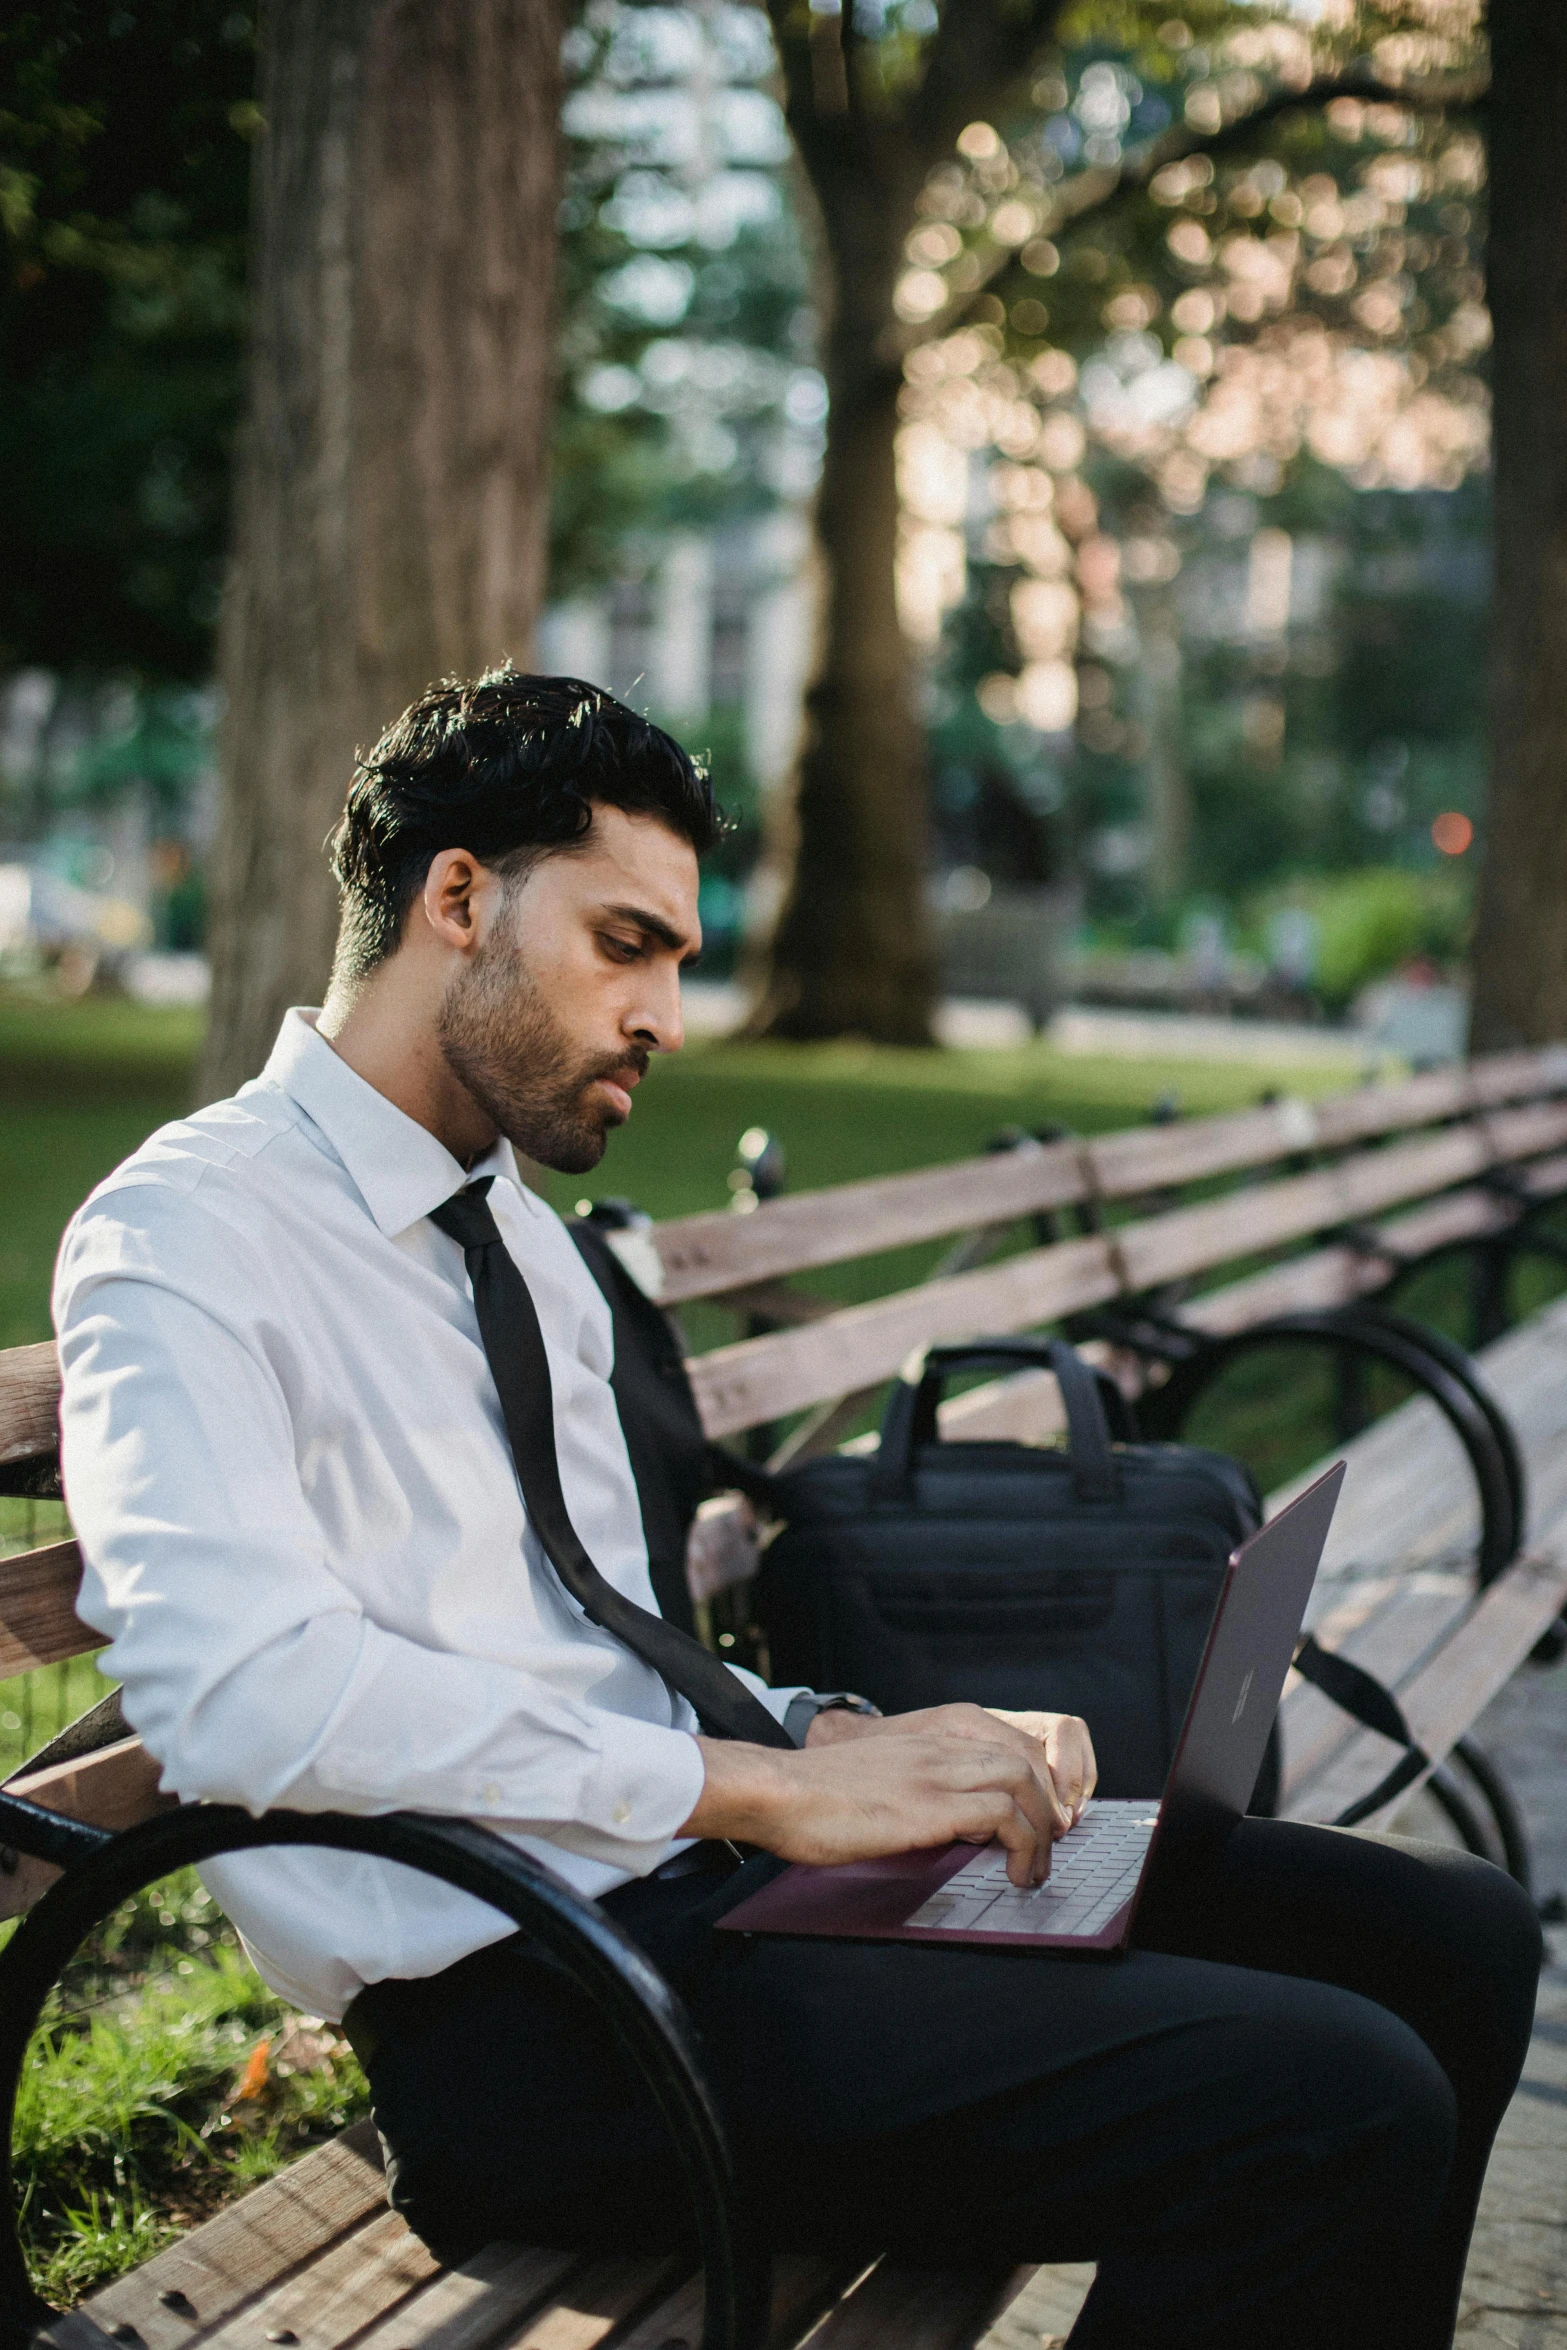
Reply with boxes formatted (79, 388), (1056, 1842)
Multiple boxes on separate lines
(3, 1043), (1567, 2350)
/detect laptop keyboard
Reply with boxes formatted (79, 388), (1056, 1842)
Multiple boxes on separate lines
(904, 1799), (1160, 1938)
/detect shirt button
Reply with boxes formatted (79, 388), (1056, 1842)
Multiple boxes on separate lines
(612, 1801), (632, 1826)
(482, 1783), (502, 1806)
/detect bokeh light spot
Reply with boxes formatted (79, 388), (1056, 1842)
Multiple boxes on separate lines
(1432, 812), (1474, 856)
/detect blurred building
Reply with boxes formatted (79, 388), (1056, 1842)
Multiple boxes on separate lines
(538, 505), (815, 793)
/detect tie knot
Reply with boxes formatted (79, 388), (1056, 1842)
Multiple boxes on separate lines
(430, 1180), (500, 1252)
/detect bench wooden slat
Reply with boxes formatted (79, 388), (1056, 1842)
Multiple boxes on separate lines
(607, 2255), (872, 2350)
(1287, 1409), (1477, 1585)
(930, 1157), (1567, 1449)
(1310, 1065), (1479, 1145)
(49, 2122), (390, 2350)
(1307, 1047), (1567, 1142)
(0, 1539), (94, 1676)
(689, 1236), (1122, 1438)
(412, 2250), (686, 2350)
(651, 1143), (1089, 1304)
(0, 1737), (177, 1922)
(1278, 1578), (1473, 1803)
(193, 2205), (440, 2350)
(1281, 1549), (1567, 1829)
(1116, 1136), (1567, 1349)
(1481, 1097), (1567, 1164)
(804, 2261), (1031, 2350)
(1177, 1198), (1509, 1338)
(1114, 1122), (1504, 1294)
(350, 2241), (589, 2350)
(1464, 1043), (1567, 1106)
(0, 1340), (58, 1468)
(1082, 1099), (1315, 1197)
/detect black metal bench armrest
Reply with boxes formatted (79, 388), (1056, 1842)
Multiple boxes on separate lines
(1136, 1305), (1524, 1587)
(0, 1799), (765, 2350)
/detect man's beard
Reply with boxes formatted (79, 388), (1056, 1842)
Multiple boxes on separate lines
(437, 930), (648, 1175)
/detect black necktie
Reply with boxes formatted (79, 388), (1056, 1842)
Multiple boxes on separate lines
(431, 1181), (794, 1750)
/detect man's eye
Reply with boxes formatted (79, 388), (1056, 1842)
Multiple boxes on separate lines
(600, 934), (643, 963)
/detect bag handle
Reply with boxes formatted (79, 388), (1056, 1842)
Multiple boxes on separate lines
(871, 1338), (1130, 1507)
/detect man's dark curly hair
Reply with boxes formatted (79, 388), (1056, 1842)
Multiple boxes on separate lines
(328, 667), (719, 985)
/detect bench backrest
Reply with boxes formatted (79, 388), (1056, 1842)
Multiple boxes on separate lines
(647, 1051), (1567, 1305)
(4, 1044), (1567, 1726)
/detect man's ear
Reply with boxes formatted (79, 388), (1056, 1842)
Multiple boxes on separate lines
(419, 849), (488, 956)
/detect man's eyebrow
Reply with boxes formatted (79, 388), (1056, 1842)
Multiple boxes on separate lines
(599, 901), (700, 962)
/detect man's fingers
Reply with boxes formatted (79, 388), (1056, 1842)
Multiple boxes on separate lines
(921, 1741), (1057, 1884)
(1042, 1716), (1096, 1822)
(993, 1803), (1049, 1887)
(980, 1747), (1060, 1882)
(960, 1786), (1049, 1887)
(925, 1706), (1077, 1836)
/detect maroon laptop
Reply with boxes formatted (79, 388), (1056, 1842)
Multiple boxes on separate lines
(717, 1464), (1344, 1956)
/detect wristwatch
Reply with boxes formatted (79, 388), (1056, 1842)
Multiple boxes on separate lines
(783, 1690), (884, 1747)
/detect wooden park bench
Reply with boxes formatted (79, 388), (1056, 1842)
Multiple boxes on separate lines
(3, 1042), (1567, 2350)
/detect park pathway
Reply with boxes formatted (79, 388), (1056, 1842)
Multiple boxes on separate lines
(982, 1645), (1567, 2350)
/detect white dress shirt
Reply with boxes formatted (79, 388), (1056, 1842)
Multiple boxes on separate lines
(53, 1010), (805, 2019)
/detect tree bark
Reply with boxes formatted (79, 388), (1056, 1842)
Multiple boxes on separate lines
(201, 0), (566, 1101)
(747, 0), (1065, 1045)
(751, 175), (938, 1041)
(1469, 1), (1567, 1051)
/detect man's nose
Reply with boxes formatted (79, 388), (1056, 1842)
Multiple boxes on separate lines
(628, 966), (684, 1053)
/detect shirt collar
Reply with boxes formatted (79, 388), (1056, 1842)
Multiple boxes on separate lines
(260, 1009), (537, 1240)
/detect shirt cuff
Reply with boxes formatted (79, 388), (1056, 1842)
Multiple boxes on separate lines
(725, 1662), (814, 1729)
(548, 1711), (709, 1868)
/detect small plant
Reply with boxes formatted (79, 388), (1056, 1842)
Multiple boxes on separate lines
(10, 1876), (369, 2306)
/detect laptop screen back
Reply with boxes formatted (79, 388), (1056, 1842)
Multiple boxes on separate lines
(1151, 1462), (1345, 1868)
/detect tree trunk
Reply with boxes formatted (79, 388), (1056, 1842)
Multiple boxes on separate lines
(752, 283), (937, 1038)
(749, 151), (939, 1044)
(1469, 0), (1567, 1051)
(201, 0), (565, 1100)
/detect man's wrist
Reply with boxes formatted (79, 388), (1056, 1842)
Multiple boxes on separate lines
(679, 1734), (794, 1845)
(784, 1690), (883, 1747)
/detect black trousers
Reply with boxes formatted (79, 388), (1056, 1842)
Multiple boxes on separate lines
(350, 1822), (1541, 2350)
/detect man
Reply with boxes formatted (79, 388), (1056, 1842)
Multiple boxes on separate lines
(56, 671), (1538, 2350)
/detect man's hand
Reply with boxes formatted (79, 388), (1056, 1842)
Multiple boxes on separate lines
(679, 1703), (1090, 1888)
(804, 1701), (1097, 1824)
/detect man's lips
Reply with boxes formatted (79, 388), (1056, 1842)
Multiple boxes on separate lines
(593, 1066), (644, 1121)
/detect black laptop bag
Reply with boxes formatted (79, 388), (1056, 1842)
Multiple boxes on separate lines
(756, 1338), (1264, 1798)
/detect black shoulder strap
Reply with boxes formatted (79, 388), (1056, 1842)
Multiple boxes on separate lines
(567, 1221), (785, 1626)
(1292, 1634), (1431, 1826)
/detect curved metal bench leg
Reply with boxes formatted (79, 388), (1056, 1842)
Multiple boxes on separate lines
(1383, 1218), (1567, 1350)
(1350, 1305), (1528, 1569)
(1137, 1309), (1523, 1587)
(1420, 1762), (1497, 1868)
(1447, 1735), (1534, 1893)
(0, 1801), (769, 2350)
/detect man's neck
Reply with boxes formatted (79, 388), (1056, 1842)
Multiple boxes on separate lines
(317, 984), (498, 1166)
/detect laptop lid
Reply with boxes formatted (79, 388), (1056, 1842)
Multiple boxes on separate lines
(1136, 1460), (1345, 1895)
